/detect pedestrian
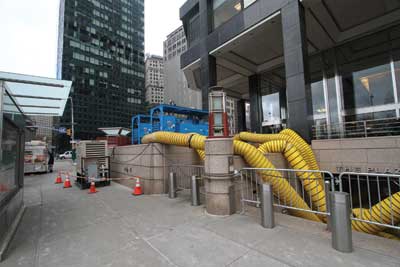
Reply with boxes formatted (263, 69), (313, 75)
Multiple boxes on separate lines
(48, 149), (55, 173)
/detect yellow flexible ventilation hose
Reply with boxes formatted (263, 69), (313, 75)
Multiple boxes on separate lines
(280, 129), (322, 174)
(258, 140), (327, 216)
(196, 149), (206, 161)
(142, 132), (206, 150)
(239, 131), (323, 185)
(142, 131), (400, 236)
(233, 140), (321, 222)
(351, 193), (400, 235)
(143, 132), (320, 222)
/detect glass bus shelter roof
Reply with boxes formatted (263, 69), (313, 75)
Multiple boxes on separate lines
(0, 71), (72, 116)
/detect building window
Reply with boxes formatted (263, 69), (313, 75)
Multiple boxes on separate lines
(243, 0), (257, 8)
(262, 93), (280, 125)
(0, 119), (19, 202)
(394, 59), (400, 101)
(341, 64), (394, 110)
(310, 81), (326, 117)
(213, 0), (241, 29)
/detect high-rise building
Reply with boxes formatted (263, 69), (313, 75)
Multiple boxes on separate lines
(163, 26), (201, 109)
(145, 55), (164, 105)
(57, 0), (145, 145)
(31, 116), (54, 145)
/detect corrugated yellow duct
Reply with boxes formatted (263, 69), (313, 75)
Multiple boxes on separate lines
(142, 131), (320, 222)
(258, 140), (327, 215)
(233, 140), (321, 222)
(351, 193), (400, 235)
(280, 129), (321, 174)
(142, 131), (400, 236)
(376, 232), (400, 241)
(196, 149), (206, 161)
(142, 132), (206, 150)
(239, 131), (322, 184)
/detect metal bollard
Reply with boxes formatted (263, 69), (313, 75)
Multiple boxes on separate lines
(168, 172), (177, 199)
(260, 183), (275, 229)
(191, 175), (200, 206)
(324, 180), (331, 231)
(329, 192), (353, 253)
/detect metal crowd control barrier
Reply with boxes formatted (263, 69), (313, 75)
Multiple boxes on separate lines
(239, 168), (335, 217)
(338, 172), (400, 231)
(239, 168), (353, 253)
(167, 164), (204, 205)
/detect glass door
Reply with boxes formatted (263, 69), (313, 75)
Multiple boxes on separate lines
(259, 67), (286, 133)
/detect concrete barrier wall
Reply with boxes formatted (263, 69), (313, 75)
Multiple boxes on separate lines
(312, 136), (400, 174)
(110, 144), (201, 194)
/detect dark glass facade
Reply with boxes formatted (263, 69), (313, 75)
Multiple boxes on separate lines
(0, 85), (25, 257)
(180, 0), (400, 141)
(57, 0), (145, 145)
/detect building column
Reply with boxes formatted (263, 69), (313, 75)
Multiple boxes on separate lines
(281, 0), (312, 142)
(249, 74), (262, 132)
(200, 55), (217, 110)
(237, 99), (247, 132)
(199, 0), (217, 110)
(0, 82), (3, 163)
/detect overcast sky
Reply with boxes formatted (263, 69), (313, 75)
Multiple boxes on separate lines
(0, 0), (186, 78)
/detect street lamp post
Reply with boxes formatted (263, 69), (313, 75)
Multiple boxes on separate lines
(69, 97), (75, 141)
(68, 97), (77, 164)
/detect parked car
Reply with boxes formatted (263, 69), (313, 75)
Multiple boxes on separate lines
(59, 151), (72, 160)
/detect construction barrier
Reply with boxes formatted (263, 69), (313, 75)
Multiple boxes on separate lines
(339, 172), (400, 238)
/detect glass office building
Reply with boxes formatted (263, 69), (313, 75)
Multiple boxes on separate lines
(180, 0), (400, 141)
(57, 0), (145, 146)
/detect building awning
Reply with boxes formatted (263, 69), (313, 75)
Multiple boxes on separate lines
(0, 71), (72, 116)
(98, 127), (131, 136)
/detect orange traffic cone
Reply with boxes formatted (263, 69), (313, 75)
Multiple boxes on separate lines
(63, 176), (72, 188)
(132, 177), (142, 196)
(55, 171), (63, 184)
(88, 181), (97, 194)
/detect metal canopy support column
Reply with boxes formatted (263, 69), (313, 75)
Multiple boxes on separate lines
(0, 82), (3, 163)
(200, 55), (217, 110)
(390, 59), (400, 118)
(249, 74), (262, 133)
(281, 0), (312, 142)
(237, 99), (247, 132)
(199, 0), (217, 110)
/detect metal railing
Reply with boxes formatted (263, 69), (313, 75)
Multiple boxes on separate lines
(167, 164), (204, 191)
(338, 172), (400, 231)
(239, 168), (335, 216)
(240, 167), (353, 252)
(312, 117), (400, 140)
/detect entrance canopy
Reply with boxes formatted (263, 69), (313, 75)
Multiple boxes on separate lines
(0, 71), (72, 117)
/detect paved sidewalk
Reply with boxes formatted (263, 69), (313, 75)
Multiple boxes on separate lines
(1, 161), (400, 267)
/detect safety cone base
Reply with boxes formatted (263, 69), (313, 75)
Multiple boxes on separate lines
(88, 181), (97, 194)
(132, 191), (143, 196)
(55, 177), (63, 184)
(63, 179), (72, 188)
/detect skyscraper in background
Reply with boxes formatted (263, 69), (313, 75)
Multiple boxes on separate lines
(145, 54), (164, 105)
(57, 0), (145, 148)
(164, 26), (201, 109)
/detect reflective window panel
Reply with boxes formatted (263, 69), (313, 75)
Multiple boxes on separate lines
(262, 93), (281, 125)
(342, 64), (394, 110)
(0, 119), (18, 202)
(243, 0), (257, 8)
(213, 0), (241, 29)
